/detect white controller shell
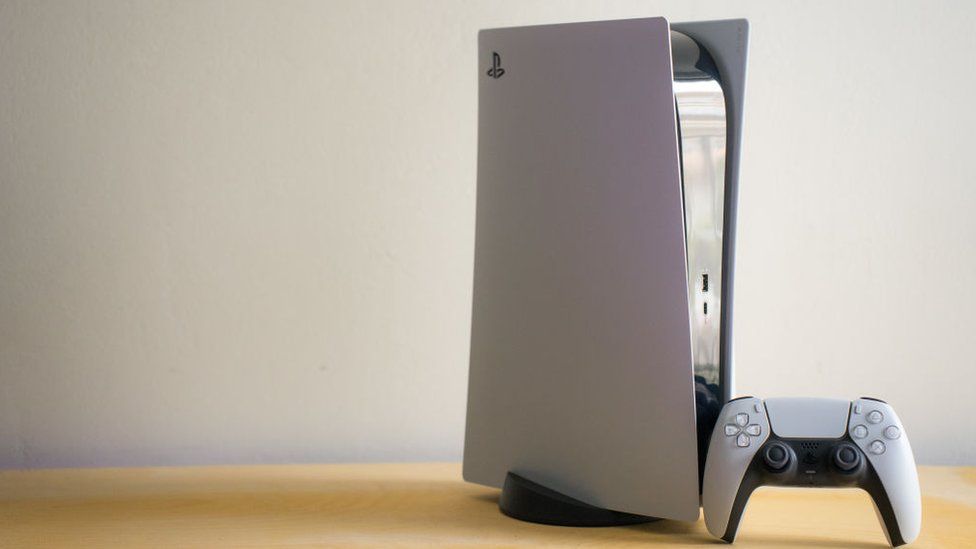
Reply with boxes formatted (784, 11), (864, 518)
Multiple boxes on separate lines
(702, 397), (921, 546)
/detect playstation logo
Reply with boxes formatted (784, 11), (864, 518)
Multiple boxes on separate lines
(486, 52), (505, 79)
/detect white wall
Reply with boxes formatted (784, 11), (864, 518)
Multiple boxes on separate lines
(1, 0), (973, 468)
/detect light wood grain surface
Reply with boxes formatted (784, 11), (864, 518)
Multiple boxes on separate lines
(1, 463), (973, 547)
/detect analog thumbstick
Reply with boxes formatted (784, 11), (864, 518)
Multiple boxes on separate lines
(832, 443), (861, 472)
(763, 442), (790, 471)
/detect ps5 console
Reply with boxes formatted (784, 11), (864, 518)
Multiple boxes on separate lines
(463, 17), (749, 523)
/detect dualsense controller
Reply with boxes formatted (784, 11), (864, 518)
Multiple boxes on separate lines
(702, 397), (921, 546)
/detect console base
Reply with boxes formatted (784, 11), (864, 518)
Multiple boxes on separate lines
(498, 472), (660, 526)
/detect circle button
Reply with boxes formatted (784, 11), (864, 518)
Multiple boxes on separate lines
(884, 425), (901, 440)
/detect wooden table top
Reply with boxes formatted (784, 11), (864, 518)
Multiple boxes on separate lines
(1, 463), (973, 547)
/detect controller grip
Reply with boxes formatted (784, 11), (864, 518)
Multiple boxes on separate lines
(854, 401), (922, 546)
(861, 458), (922, 546)
(711, 467), (763, 542)
(703, 397), (771, 542)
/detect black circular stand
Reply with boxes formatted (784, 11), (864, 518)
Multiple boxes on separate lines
(498, 472), (660, 527)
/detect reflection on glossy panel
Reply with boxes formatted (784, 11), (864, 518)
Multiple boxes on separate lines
(675, 77), (726, 387)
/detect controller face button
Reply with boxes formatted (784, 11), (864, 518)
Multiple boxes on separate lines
(884, 425), (901, 440)
(763, 442), (790, 471)
(735, 413), (749, 427)
(725, 424), (741, 436)
(745, 424), (761, 436)
(869, 440), (886, 455)
(832, 443), (861, 472)
(852, 424), (869, 439)
(736, 433), (751, 448)
(867, 410), (884, 424)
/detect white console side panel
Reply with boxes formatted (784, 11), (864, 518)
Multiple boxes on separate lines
(464, 17), (700, 520)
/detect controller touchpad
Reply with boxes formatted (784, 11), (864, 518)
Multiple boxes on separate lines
(764, 398), (849, 438)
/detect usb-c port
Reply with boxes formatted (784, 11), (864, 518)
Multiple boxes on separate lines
(702, 273), (709, 293)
